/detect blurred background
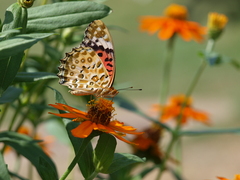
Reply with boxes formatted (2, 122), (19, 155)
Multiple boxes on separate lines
(1, 0), (240, 179)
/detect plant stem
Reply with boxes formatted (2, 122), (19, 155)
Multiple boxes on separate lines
(160, 35), (176, 104)
(0, 103), (10, 127)
(59, 136), (93, 180)
(156, 39), (215, 180)
(86, 171), (98, 180)
(8, 100), (22, 131)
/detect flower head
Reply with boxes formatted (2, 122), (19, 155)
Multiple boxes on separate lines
(140, 4), (206, 42)
(217, 174), (240, 180)
(208, 12), (228, 40)
(154, 95), (209, 124)
(49, 98), (143, 144)
(132, 124), (162, 164)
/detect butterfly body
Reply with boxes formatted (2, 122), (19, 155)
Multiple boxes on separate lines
(58, 20), (118, 97)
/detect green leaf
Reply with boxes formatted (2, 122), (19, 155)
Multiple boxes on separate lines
(93, 133), (116, 174)
(108, 153), (145, 174)
(42, 41), (62, 60)
(38, 157), (59, 180)
(27, 1), (112, 33)
(0, 53), (24, 96)
(0, 131), (58, 180)
(0, 86), (22, 104)
(0, 33), (53, 59)
(114, 95), (140, 113)
(0, 28), (21, 41)
(2, 3), (28, 37)
(0, 152), (11, 180)
(78, 139), (95, 178)
(14, 72), (57, 82)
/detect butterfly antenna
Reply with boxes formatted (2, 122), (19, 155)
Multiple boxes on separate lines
(117, 87), (142, 91)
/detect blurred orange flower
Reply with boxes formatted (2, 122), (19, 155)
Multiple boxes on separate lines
(140, 4), (206, 42)
(154, 95), (209, 124)
(132, 124), (162, 164)
(5, 126), (53, 156)
(49, 98), (143, 144)
(217, 174), (240, 180)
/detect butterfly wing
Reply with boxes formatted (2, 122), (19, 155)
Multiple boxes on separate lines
(81, 20), (115, 86)
(58, 20), (118, 97)
(58, 47), (112, 96)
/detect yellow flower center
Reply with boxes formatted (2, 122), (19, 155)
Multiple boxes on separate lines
(208, 12), (228, 31)
(164, 4), (188, 20)
(87, 98), (115, 125)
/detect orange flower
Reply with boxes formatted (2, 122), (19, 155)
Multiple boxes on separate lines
(140, 4), (206, 42)
(154, 95), (209, 124)
(132, 124), (162, 164)
(217, 175), (240, 180)
(49, 98), (143, 144)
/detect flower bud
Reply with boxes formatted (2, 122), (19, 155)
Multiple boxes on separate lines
(208, 12), (228, 40)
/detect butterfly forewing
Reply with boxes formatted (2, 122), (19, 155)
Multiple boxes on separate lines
(81, 20), (115, 85)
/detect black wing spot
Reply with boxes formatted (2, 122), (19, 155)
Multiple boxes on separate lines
(107, 63), (113, 67)
(105, 58), (113, 62)
(98, 52), (103, 57)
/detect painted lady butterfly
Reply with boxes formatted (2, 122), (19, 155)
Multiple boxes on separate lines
(58, 20), (119, 97)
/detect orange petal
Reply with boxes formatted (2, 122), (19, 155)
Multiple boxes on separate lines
(71, 121), (94, 138)
(114, 134), (138, 145)
(217, 177), (229, 180)
(158, 20), (175, 40)
(48, 112), (78, 118)
(109, 121), (144, 135)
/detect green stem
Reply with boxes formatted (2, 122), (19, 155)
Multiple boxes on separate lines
(59, 136), (93, 180)
(160, 35), (176, 104)
(0, 103), (10, 128)
(86, 171), (98, 180)
(8, 100), (22, 131)
(156, 39), (215, 180)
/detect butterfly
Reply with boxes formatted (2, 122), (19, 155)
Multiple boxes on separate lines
(58, 20), (119, 98)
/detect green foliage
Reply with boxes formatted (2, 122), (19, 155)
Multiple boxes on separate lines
(93, 133), (116, 174)
(0, 153), (11, 180)
(0, 87), (22, 104)
(27, 1), (112, 33)
(0, 131), (58, 180)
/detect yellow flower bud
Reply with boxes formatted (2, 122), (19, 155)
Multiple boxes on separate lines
(207, 12), (228, 40)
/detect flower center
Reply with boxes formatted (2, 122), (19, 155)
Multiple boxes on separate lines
(87, 98), (115, 125)
(164, 4), (188, 20)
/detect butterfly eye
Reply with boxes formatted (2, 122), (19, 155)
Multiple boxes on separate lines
(70, 72), (74, 76)
(81, 59), (85, 63)
(71, 65), (76, 69)
(75, 60), (79, 64)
